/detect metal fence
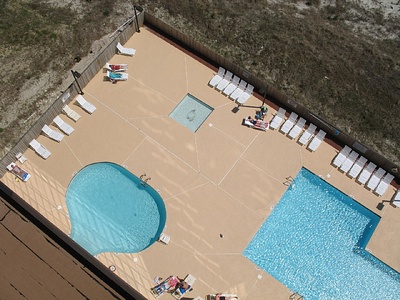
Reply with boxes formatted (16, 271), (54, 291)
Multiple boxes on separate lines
(0, 7), (144, 177)
(1, 8), (398, 181)
(144, 12), (399, 181)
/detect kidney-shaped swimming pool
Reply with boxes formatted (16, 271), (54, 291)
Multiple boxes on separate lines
(66, 162), (166, 255)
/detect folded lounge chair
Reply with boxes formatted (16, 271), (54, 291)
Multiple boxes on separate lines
(150, 275), (179, 298)
(339, 150), (359, 173)
(236, 84), (254, 105)
(29, 139), (51, 159)
(106, 70), (129, 82)
(288, 117), (306, 139)
(16, 152), (27, 164)
(158, 232), (170, 245)
(215, 71), (233, 91)
(42, 124), (64, 142)
(280, 112), (298, 134)
(348, 156), (367, 179)
(222, 75), (240, 96)
(116, 42), (136, 56)
(7, 162), (31, 182)
(269, 108), (286, 130)
(76, 95), (97, 114)
(243, 118), (269, 131)
(53, 116), (74, 135)
(209, 67), (225, 87)
(357, 161), (376, 185)
(105, 62), (128, 72)
(229, 80), (247, 100)
(366, 167), (386, 190)
(307, 130), (326, 152)
(62, 104), (81, 122)
(375, 173), (394, 196)
(332, 145), (352, 168)
(172, 274), (196, 299)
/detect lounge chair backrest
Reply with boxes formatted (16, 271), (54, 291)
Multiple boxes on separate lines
(277, 108), (286, 117)
(231, 75), (240, 85)
(288, 112), (298, 122)
(307, 123), (317, 133)
(224, 71), (233, 81)
(238, 80), (247, 90)
(245, 84), (254, 94)
(217, 67), (225, 76)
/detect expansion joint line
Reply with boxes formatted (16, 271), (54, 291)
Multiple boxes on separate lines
(218, 131), (260, 186)
(65, 140), (83, 167)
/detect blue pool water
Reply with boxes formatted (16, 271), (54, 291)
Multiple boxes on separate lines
(243, 168), (400, 300)
(66, 162), (166, 255)
(169, 93), (213, 132)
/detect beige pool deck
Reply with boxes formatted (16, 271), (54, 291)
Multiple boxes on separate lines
(1, 27), (400, 299)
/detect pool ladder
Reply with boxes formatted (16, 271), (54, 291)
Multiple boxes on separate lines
(289, 292), (303, 300)
(140, 173), (151, 187)
(284, 176), (295, 186)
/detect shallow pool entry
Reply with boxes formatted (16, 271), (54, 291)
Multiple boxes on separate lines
(169, 93), (213, 132)
(66, 162), (166, 255)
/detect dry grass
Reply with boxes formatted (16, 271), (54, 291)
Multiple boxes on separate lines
(0, 0), (399, 165)
(143, 0), (400, 164)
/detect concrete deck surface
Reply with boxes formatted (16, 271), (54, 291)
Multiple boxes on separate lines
(1, 27), (399, 300)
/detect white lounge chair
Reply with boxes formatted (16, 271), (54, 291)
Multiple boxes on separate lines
(366, 167), (386, 190)
(53, 116), (74, 135)
(105, 62), (128, 72)
(236, 84), (254, 105)
(375, 173), (394, 196)
(307, 130), (326, 152)
(172, 274), (196, 299)
(7, 162), (31, 182)
(209, 67), (225, 87)
(392, 190), (400, 207)
(332, 145), (352, 168)
(106, 70), (129, 82)
(41, 124), (64, 142)
(340, 150), (359, 173)
(116, 42), (136, 56)
(158, 232), (170, 245)
(229, 80), (247, 100)
(298, 123), (316, 145)
(348, 156), (367, 178)
(243, 118), (269, 131)
(29, 139), (51, 159)
(269, 108), (286, 130)
(288, 117), (306, 139)
(215, 71), (233, 91)
(357, 161), (376, 185)
(76, 95), (97, 114)
(16, 152), (27, 164)
(62, 104), (81, 122)
(280, 112), (298, 134)
(222, 75), (240, 96)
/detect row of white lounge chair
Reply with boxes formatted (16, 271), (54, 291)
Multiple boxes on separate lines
(209, 67), (254, 105)
(332, 145), (394, 196)
(270, 108), (326, 152)
(29, 95), (97, 159)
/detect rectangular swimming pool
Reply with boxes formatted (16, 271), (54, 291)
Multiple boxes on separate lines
(243, 167), (400, 299)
